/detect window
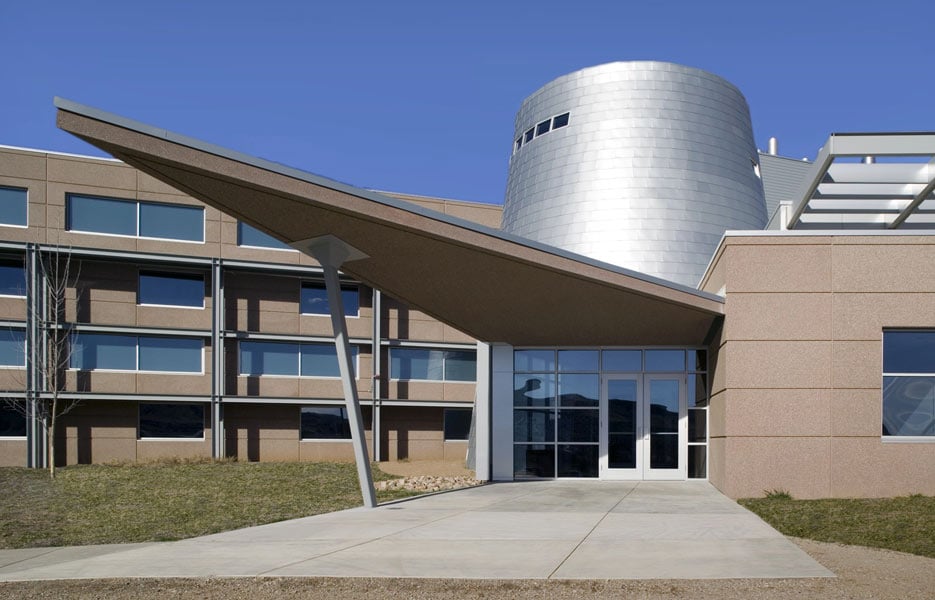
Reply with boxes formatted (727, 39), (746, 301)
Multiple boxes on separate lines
(443, 408), (472, 441)
(0, 329), (26, 367)
(138, 272), (205, 308)
(237, 221), (294, 250)
(513, 113), (571, 154)
(300, 282), (359, 316)
(0, 404), (26, 437)
(66, 194), (204, 242)
(70, 334), (203, 373)
(139, 403), (204, 438)
(0, 186), (27, 227)
(239, 341), (357, 377)
(301, 406), (350, 439)
(390, 347), (476, 382)
(882, 331), (935, 437)
(0, 262), (25, 297)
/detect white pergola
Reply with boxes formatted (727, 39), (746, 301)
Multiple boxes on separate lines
(787, 133), (935, 230)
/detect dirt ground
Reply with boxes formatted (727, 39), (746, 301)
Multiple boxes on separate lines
(378, 459), (474, 478)
(2, 538), (933, 599)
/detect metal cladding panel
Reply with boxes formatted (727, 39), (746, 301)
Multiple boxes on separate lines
(502, 62), (767, 287)
(758, 153), (813, 222)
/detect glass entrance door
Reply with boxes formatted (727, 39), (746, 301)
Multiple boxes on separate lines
(600, 374), (686, 480)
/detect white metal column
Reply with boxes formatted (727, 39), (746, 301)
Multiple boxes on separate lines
(294, 235), (376, 508)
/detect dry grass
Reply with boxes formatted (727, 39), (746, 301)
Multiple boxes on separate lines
(0, 460), (416, 548)
(739, 494), (935, 558)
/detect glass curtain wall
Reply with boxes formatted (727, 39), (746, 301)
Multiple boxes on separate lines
(513, 348), (708, 479)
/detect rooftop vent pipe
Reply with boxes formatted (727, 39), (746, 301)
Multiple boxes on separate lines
(768, 137), (778, 155)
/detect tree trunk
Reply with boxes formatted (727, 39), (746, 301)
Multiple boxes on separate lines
(48, 397), (56, 480)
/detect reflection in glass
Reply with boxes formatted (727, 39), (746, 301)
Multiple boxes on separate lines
(883, 331), (935, 373)
(559, 373), (599, 407)
(300, 406), (350, 439)
(690, 350), (708, 372)
(139, 403), (204, 438)
(688, 445), (707, 478)
(514, 444), (554, 478)
(649, 379), (679, 434)
(558, 445), (598, 477)
(602, 350), (641, 372)
(882, 376), (935, 436)
(514, 349), (555, 372)
(689, 409), (707, 442)
(645, 350), (685, 372)
(688, 374), (708, 407)
(514, 375), (554, 406)
(608, 379), (637, 469)
(558, 409), (598, 442)
(513, 409), (555, 442)
(558, 350), (599, 372)
(650, 433), (678, 469)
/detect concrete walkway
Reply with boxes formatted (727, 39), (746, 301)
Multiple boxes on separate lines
(0, 481), (832, 581)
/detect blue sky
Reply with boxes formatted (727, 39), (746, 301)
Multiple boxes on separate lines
(2, 1), (932, 204)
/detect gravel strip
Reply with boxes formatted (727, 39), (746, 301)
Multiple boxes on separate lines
(2, 537), (932, 599)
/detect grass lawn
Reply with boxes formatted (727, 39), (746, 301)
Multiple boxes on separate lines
(0, 461), (417, 549)
(740, 494), (935, 558)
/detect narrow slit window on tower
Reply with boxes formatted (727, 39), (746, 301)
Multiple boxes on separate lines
(552, 112), (570, 129)
(524, 128), (534, 143)
(514, 138), (522, 153)
(535, 120), (551, 137)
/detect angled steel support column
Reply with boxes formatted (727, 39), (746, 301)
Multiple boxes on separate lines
(292, 235), (376, 508)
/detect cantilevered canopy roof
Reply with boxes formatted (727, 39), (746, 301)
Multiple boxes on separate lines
(55, 97), (723, 346)
(788, 133), (935, 230)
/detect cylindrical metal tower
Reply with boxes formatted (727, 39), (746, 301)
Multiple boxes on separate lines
(501, 61), (767, 287)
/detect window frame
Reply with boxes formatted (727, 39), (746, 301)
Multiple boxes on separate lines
(69, 333), (205, 375)
(65, 193), (205, 244)
(137, 270), (206, 310)
(138, 402), (206, 440)
(299, 405), (352, 441)
(443, 408), (473, 441)
(300, 281), (360, 318)
(881, 329), (935, 441)
(236, 221), (297, 252)
(238, 340), (359, 379)
(0, 185), (28, 228)
(0, 402), (27, 438)
(389, 346), (477, 383)
(0, 327), (26, 369)
(0, 260), (26, 298)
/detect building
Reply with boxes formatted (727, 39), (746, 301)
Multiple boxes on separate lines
(2, 61), (934, 498)
(0, 145), (498, 468)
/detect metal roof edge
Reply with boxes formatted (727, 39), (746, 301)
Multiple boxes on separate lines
(54, 96), (724, 306)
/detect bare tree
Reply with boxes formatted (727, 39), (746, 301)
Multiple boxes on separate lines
(3, 246), (81, 479)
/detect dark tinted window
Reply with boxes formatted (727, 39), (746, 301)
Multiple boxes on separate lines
(139, 203), (204, 242)
(0, 329), (25, 366)
(237, 222), (293, 250)
(139, 272), (204, 307)
(0, 404), (26, 437)
(139, 403), (204, 438)
(300, 283), (359, 316)
(0, 262), (25, 296)
(0, 186), (28, 226)
(552, 112), (570, 129)
(301, 406), (351, 439)
(443, 408), (472, 440)
(884, 331), (935, 373)
(524, 129), (534, 143)
(535, 120), (551, 136)
(67, 195), (136, 235)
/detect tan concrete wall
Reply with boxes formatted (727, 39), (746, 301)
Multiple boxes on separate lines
(704, 235), (935, 499)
